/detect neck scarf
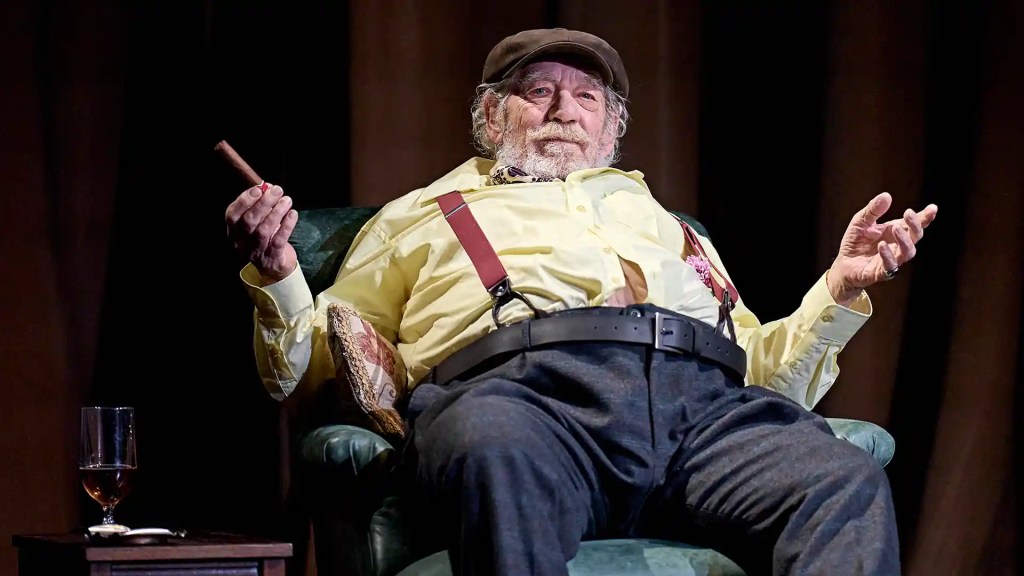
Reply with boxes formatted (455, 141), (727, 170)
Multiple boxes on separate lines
(489, 164), (561, 186)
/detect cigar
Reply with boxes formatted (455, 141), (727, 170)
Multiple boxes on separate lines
(213, 140), (265, 188)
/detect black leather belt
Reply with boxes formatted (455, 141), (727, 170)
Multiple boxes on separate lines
(430, 312), (747, 385)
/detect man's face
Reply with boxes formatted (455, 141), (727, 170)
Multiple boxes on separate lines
(486, 60), (616, 179)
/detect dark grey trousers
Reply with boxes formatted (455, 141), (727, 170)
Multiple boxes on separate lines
(403, 305), (899, 576)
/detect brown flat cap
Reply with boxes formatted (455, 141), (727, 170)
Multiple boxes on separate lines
(482, 28), (629, 97)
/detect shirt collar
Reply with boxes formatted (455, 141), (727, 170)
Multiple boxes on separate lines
(416, 156), (649, 204)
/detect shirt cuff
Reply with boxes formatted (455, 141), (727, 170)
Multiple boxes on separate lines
(799, 273), (873, 343)
(240, 263), (314, 319)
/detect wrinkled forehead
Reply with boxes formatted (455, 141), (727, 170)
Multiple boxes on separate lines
(514, 57), (606, 89)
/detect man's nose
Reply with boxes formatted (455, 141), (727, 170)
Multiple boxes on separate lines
(546, 89), (581, 123)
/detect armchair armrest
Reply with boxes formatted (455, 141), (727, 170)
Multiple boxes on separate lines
(824, 417), (895, 467)
(301, 424), (396, 474)
(297, 424), (399, 525)
(298, 424), (427, 576)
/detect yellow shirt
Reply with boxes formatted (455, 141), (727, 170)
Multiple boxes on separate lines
(242, 157), (871, 410)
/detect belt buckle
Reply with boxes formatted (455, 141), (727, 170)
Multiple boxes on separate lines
(653, 312), (695, 355)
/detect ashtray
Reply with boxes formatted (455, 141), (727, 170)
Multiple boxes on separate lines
(86, 525), (186, 545)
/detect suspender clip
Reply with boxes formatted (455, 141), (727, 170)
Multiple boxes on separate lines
(489, 277), (547, 328)
(716, 289), (737, 343)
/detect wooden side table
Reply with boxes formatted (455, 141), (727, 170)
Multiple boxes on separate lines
(13, 531), (293, 576)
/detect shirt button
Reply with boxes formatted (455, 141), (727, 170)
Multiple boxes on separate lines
(603, 247), (613, 254)
(820, 313), (834, 323)
(576, 205), (587, 213)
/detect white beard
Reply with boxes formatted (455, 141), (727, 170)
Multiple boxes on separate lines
(494, 122), (614, 180)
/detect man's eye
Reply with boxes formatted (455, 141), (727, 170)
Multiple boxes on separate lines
(579, 92), (598, 101)
(529, 87), (551, 96)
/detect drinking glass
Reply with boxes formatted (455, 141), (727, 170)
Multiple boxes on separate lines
(79, 407), (137, 529)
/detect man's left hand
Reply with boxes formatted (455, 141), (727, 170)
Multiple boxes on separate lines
(827, 192), (938, 306)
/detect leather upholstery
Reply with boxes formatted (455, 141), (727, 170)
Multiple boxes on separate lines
(397, 539), (745, 576)
(291, 206), (381, 297)
(289, 207), (896, 576)
(826, 417), (896, 467)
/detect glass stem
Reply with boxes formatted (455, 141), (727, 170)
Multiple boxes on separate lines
(102, 505), (116, 525)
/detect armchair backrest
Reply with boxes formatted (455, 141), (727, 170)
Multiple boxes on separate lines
(290, 206), (710, 294)
(291, 207), (381, 296)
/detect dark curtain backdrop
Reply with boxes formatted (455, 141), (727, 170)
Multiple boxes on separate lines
(1, 1), (1021, 575)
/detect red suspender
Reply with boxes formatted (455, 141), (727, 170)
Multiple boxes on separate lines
(438, 191), (544, 326)
(436, 191), (509, 297)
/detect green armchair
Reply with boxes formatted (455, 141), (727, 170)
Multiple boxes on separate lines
(287, 207), (896, 576)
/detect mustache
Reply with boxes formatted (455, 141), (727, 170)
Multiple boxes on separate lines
(527, 123), (590, 145)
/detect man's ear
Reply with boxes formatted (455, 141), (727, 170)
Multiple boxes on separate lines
(483, 93), (503, 146)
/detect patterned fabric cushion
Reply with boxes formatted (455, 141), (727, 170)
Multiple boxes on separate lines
(326, 303), (409, 442)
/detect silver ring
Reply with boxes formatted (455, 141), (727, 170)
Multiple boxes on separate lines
(884, 266), (899, 279)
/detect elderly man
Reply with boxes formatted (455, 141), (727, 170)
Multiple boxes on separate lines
(226, 28), (936, 576)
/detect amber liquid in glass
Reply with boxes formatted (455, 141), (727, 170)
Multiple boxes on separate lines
(81, 465), (137, 508)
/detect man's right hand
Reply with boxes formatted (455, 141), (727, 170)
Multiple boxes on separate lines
(225, 184), (298, 283)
